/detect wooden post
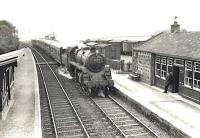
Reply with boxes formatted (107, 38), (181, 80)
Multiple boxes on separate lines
(0, 67), (3, 112)
(6, 69), (10, 100)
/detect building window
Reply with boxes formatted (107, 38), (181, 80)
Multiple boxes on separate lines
(194, 62), (200, 89)
(155, 56), (160, 77)
(161, 57), (167, 78)
(167, 58), (173, 73)
(174, 58), (184, 66)
(185, 61), (193, 87)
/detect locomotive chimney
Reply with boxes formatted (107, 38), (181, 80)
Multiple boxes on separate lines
(90, 46), (96, 52)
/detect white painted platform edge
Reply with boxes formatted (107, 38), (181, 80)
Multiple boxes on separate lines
(29, 48), (42, 138)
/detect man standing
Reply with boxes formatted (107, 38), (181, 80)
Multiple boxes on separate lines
(164, 72), (174, 93)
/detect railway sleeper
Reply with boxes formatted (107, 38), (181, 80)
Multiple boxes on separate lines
(43, 127), (54, 134)
(55, 118), (79, 124)
(108, 113), (128, 118)
(42, 122), (54, 129)
(58, 132), (85, 138)
(48, 94), (66, 98)
(94, 98), (111, 102)
(123, 129), (149, 135)
(54, 116), (77, 121)
(100, 106), (120, 110)
(126, 132), (153, 138)
(56, 120), (80, 126)
(66, 135), (85, 138)
(43, 133), (55, 138)
(119, 124), (146, 130)
(42, 117), (53, 123)
(50, 99), (69, 103)
(85, 128), (97, 134)
(54, 113), (75, 117)
(107, 112), (126, 116)
(115, 121), (138, 126)
(52, 111), (74, 115)
(118, 123), (139, 128)
(50, 101), (68, 105)
(51, 107), (73, 112)
(48, 91), (63, 94)
(57, 127), (82, 134)
(56, 121), (80, 127)
(113, 118), (135, 123)
(57, 124), (81, 130)
(41, 107), (50, 113)
(104, 109), (123, 113)
(51, 104), (71, 108)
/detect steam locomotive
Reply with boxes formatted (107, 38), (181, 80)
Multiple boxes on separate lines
(32, 39), (114, 97)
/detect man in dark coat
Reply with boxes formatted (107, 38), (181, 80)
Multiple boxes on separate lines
(164, 72), (174, 93)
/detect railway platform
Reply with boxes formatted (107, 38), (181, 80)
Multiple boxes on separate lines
(0, 48), (41, 138)
(111, 70), (200, 138)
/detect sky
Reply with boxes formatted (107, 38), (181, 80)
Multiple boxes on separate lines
(1, 0), (200, 43)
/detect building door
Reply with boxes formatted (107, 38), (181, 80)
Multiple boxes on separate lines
(172, 65), (180, 92)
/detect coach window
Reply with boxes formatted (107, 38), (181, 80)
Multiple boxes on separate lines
(185, 60), (193, 87)
(155, 55), (161, 77)
(161, 57), (167, 79)
(194, 62), (200, 90)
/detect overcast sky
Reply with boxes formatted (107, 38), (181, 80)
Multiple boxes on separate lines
(0, 0), (200, 43)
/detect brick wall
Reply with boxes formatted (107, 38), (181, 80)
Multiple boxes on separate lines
(137, 51), (153, 84)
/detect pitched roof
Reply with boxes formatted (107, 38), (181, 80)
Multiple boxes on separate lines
(97, 36), (151, 42)
(134, 31), (200, 61)
(36, 38), (65, 48)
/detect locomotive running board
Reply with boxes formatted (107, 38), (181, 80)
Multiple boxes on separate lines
(36, 62), (58, 65)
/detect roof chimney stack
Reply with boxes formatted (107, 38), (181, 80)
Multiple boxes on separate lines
(171, 16), (180, 33)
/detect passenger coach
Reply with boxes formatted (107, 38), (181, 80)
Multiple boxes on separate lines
(32, 39), (65, 64)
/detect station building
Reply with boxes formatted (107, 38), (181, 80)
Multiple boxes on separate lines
(84, 39), (122, 69)
(133, 21), (200, 103)
(122, 36), (151, 56)
(84, 39), (121, 60)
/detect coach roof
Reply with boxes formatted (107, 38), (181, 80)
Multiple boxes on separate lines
(36, 38), (65, 48)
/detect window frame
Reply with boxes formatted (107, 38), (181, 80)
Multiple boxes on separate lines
(161, 57), (167, 79)
(193, 62), (200, 90)
(184, 60), (193, 87)
(167, 57), (173, 74)
(155, 55), (161, 77)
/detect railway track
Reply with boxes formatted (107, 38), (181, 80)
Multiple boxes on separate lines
(30, 45), (160, 138)
(31, 48), (90, 138)
(90, 96), (159, 138)
(32, 46), (122, 138)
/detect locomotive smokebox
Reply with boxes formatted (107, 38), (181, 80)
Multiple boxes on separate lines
(75, 47), (106, 73)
